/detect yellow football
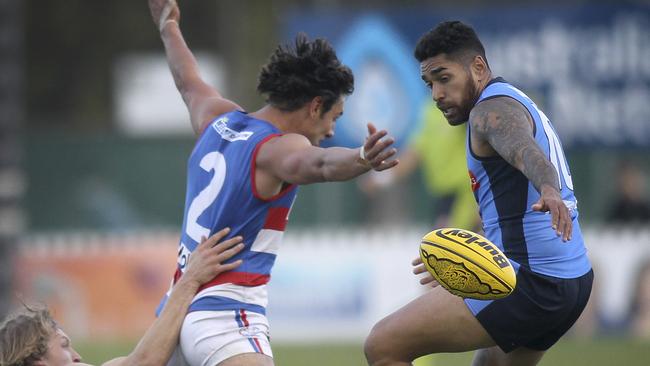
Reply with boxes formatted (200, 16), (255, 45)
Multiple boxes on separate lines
(420, 228), (516, 300)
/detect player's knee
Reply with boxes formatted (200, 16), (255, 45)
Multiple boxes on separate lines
(471, 347), (513, 366)
(364, 318), (400, 365)
(471, 348), (491, 366)
(363, 324), (380, 363)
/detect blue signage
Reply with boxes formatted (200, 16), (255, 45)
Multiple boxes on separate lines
(285, 3), (650, 148)
(286, 14), (426, 148)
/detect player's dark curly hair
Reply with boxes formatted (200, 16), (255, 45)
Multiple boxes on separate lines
(414, 21), (488, 67)
(257, 33), (354, 115)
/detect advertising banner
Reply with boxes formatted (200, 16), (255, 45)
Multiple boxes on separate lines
(285, 3), (650, 148)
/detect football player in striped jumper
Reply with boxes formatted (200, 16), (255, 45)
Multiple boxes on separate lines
(364, 21), (593, 366)
(148, 1), (398, 365)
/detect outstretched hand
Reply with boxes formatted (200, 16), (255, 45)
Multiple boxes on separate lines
(361, 123), (399, 172)
(532, 185), (572, 242)
(182, 227), (244, 286)
(149, 0), (180, 32)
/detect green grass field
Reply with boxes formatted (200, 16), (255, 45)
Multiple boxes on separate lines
(76, 337), (650, 365)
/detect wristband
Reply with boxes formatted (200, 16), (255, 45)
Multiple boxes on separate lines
(357, 146), (371, 168)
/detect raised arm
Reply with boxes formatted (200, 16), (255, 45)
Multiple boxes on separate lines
(469, 97), (572, 241)
(101, 228), (244, 366)
(149, 0), (242, 134)
(256, 123), (398, 186)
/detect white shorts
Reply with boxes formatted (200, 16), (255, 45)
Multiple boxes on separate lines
(167, 310), (273, 366)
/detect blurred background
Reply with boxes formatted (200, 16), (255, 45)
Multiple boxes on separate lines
(2, 0), (650, 365)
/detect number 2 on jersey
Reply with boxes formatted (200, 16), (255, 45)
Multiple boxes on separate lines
(186, 151), (227, 243)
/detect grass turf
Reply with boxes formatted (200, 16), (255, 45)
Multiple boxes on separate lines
(75, 337), (650, 365)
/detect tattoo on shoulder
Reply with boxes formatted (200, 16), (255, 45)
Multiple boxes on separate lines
(470, 97), (559, 192)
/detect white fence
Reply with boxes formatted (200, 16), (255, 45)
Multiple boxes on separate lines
(268, 226), (650, 341)
(17, 226), (650, 341)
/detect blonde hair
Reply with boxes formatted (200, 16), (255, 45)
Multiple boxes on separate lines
(0, 305), (57, 366)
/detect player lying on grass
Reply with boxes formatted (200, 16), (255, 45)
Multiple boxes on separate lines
(0, 228), (243, 366)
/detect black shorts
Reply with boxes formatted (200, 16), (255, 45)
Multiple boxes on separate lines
(464, 266), (594, 353)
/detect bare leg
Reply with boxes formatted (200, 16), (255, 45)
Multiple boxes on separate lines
(472, 347), (544, 366)
(365, 286), (495, 366)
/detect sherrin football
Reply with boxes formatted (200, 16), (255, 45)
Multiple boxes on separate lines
(420, 228), (516, 300)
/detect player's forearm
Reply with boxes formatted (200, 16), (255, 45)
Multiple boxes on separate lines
(160, 22), (202, 107)
(283, 147), (369, 184)
(120, 276), (199, 366)
(520, 148), (560, 194)
(321, 147), (372, 181)
(496, 127), (561, 194)
(497, 139), (560, 194)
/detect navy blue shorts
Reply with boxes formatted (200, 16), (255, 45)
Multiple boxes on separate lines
(464, 267), (594, 353)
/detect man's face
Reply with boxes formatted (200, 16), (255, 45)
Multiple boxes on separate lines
(420, 54), (479, 125)
(310, 97), (344, 146)
(39, 328), (83, 366)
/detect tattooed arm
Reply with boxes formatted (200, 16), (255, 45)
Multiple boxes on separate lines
(470, 97), (558, 192)
(469, 96), (572, 241)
